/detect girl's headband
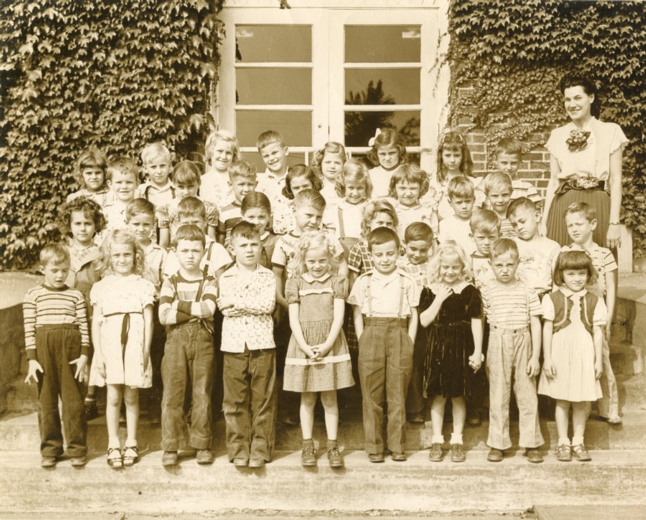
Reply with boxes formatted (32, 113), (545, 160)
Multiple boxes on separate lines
(368, 128), (382, 147)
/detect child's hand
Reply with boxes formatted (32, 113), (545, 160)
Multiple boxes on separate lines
(468, 353), (482, 373)
(542, 358), (556, 379)
(69, 355), (89, 383)
(217, 296), (235, 310)
(312, 343), (331, 361)
(595, 359), (603, 380)
(435, 284), (453, 302)
(25, 360), (43, 384)
(526, 357), (540, 378)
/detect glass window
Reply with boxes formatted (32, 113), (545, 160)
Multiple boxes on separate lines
(345, 25), (420, 63)
(236, 110), (312, 148)
(236, 25), (312, 63)
(346, 69), (420, 105)
(344, 110), (420, 147)
(237, 68), (311, 105)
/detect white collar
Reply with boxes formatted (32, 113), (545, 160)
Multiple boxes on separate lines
(560, 287), (587, 298)
(302, 272), (331, 283)
(370, 268), (401, 283)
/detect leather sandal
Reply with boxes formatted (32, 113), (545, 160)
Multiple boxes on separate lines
(123, 446), (139, 466)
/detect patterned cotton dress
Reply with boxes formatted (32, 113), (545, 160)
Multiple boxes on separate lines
(89, 274), (155, 388)
(283, 274), (355, 392)
(538, 289), (606, 402)
(420, 283), (482, 399)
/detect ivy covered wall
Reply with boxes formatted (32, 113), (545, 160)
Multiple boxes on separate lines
(0, 0), (224, 269)
(446, 0), (646, 255)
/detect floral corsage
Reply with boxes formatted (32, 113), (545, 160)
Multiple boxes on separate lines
(566, 128), (591, 152)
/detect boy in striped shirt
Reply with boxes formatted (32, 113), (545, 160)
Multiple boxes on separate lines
(481, 238), (544, 464)
(159, 224), (218, 467)
(23, 244), (90, 468)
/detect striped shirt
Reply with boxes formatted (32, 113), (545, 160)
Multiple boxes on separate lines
(23, 285), (90, 360)
(159, 273), (218, 330)
(511, 179), (542, 207)
(481, 280), (542, 330)
(561, 242), (617, 298)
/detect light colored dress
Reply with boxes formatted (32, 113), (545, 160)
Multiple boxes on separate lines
(283, 273), (355, 392)
(538, 288), (606, 402)
(89, 274), (155, 388)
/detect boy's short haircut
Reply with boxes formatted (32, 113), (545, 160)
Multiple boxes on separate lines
(360, 199), (399, 238)
(75, 146), (108, 184)
(205, 130), (239, 166)
(39, 243), (70, 267)
(228, 159), (257, 181)
(126, 198), (155, 222)
(336, 159), (373, 198)
(177, 196), (207, 221)
(141, 142), (171, 165)
(174, 224), (206, 248)
(61, 196), (107, 236)
(506, 197), (536, 219)
(241, 191), (271, 216)
(494, 137), (523, 158)
(367, 226), (400, 252)
(230, 220), (261, 242)
(553, 250), (598, 287)
(172, 160), (202, 186)
(447, 175), (475, 200)
(404, 221), (434, 244)
(256, 130), (286, 151)
(490, 237), (519, 261)
(387, 163), (430, 199)
(483, 171), (513, 195)
(293, 188), (326, 212)
(106, 157), (139, 184)
(470, 208), (501, 234)
(564, 201), (597, 222)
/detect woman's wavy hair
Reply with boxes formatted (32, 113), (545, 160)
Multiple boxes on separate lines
(291, 231), (339, 277)
(559, 73), (600, 118)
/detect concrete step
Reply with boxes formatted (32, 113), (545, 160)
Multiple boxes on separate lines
(1, 408), (644, 454)
(4, 376), (38, 415)
(1, 449), (645, 515)
(534, 505), (646, 520)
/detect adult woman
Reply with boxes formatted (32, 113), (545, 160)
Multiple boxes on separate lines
(541, 74), (628, 248)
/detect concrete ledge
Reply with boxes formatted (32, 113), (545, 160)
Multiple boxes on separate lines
(1, 449), (645, 514)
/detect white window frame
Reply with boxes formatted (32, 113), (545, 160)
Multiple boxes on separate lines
(217, 1), (450, 172)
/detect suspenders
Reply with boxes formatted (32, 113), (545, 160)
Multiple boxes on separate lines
(365, 272), (405, 319)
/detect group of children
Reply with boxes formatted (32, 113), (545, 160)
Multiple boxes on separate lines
(23, 127), (619, 471)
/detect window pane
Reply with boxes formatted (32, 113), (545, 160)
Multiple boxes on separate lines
(345, 26), (420, 63)
(344, 111), (420, 147)
(346, 68), (419, 105)
(236, 110), (312, 148)
(240, 151), (308, 174)
(237, 68), (311, 105)
(350, 151), (421, 168)
(236, 25), (311, 63)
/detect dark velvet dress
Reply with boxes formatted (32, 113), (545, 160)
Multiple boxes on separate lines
(420, 283), (482, 399)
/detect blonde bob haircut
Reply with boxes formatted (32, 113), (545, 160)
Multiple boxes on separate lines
(291, 231), (340, 277)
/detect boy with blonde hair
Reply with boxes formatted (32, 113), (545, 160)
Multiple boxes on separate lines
(140, 142), (176, 207)
(256, 130), (290, 205)
(483, 172), (516, 238)
(217, 160), (258, 247)
(438, 176), (477, 257)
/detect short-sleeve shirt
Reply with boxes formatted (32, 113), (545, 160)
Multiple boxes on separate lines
(348, 240), (374, 275)
(561, 242), (617, 298)
(546, 117), (628, 182)
(515, 236), (561, 295)
(481, 280), (542, 329)
(348, 269), (419, 318)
